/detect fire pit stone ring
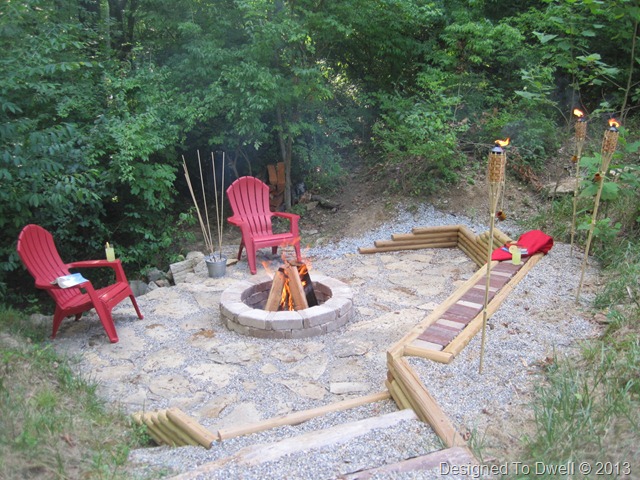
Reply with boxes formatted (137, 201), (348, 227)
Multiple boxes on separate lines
(220, 273), (354, 338)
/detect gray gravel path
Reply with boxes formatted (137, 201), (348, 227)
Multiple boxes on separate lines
(49, 204), (600, 479)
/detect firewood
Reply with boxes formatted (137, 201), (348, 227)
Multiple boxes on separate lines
(284, 263), (308, 310)
(265, 269), (286, 311)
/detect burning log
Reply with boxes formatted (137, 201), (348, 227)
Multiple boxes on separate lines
(283, 263), (309, 310)
(265, 270), (286, 312)
(264, 262), (317, 311)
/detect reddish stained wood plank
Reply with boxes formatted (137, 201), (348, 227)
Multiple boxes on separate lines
(447, 303), (482, 317)
(474, 276), (509, 289)
(459, 288), (491, 304)
(492, 262), (522, 274)
(419, 324), (459, 342)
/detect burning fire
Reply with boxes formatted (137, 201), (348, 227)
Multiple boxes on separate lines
(573, 108), (585, 119)
(262, 245), (316, 311)
(495, 138), (510, 147)
(279, 262), (311, 311)
(609, 118), (620, 129)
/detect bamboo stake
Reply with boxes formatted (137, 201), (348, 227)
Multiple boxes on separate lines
(211, 152), (222, 259)
(183, 155), (214, 255)
(197, 150), (213, 256)
(479, 140), (508, 374)
(576, 120), (620, 302)
(570, 110), (588, 255)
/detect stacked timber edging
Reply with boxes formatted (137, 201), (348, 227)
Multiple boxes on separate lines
(359, 223), (546, 453)
(358, 224), (511, 269)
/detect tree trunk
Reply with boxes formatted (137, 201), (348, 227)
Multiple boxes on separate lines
(276, 107), (293, 210)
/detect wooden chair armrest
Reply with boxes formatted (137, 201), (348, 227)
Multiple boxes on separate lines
(226, 216), (245, 227)
(272, 212), (300, 221)
(67, 259), (128, 283)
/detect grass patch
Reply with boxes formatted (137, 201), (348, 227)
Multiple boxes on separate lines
(0, 307), (150, 479)
(515, 276), (640, 477)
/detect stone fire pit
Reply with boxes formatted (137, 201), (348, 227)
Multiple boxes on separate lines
(219, 273), (354, 338)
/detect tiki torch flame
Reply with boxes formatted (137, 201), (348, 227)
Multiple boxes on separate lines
(573, 108), (585, 119)
(608, 118), (620, 130)
(495, 138), (510, 148)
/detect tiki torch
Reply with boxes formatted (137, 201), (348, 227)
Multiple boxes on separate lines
(576, 118), (620, 302)
(479, 138), (509, 374)
(569, 109), (587, 255)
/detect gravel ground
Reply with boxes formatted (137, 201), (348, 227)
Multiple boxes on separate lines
(55, 204), (601, 479)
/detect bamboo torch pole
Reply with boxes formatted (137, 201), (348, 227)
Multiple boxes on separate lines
(479, 138), (509, 374)
(576, 119), (620, 303)
(570, 109), (588, 255)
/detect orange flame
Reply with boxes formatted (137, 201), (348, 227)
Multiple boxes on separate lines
(573, 108), (585, 118)
(609, 118), (620, 129)
(495, 138), (510, 147)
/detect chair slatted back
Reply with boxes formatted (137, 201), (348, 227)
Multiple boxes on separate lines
(17, 224), (76, 303)
(226, 176), (274, 236)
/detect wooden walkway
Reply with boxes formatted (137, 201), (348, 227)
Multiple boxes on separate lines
(390, 253), (544, 364)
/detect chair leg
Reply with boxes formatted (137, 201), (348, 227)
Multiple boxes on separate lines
(237, 241), (245, 261)
(51, 308), (66, 339)
(93, 303), (119, 343)
(246, 242), (258, 275)
(271, 246), (278, 255)
(130, 295), (144, 320)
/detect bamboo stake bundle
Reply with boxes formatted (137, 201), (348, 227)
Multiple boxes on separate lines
(182, 155), (214, 255)
(570, 110), (588, 254)
(576, 119), (620, 302)
(479, 139), (509, 374)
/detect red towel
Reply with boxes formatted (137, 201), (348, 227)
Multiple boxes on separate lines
(491, 230), (554, 261)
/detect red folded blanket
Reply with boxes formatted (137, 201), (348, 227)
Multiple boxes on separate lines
(491, 229), (554, 261)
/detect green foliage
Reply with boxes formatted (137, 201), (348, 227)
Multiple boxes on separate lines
(371, 85), (466, 195)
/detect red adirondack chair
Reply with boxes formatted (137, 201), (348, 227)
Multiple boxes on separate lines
(16, 224), (143, 343)
(226, 176), (302, 274)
